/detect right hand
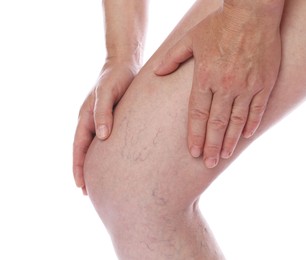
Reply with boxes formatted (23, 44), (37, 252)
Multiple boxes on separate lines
(73, 60), (139, 194)
(155, 4), (282, 168)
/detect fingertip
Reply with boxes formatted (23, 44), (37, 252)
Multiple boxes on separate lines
(154, 61), (168, 76)
(204, 157), (218, 169)
(243, 133), (251, 139)
(190, 146), (202, 158)
(153, 61), (162, 74)
(82, 186), (88, 196)
(242, 129), (255, 139)
(74, 167), (85, 188)
(75, 175), (84, 189)
(153, 56), (181, 76)
(221, 150), (232, 159)
(97, 124), (109, 140)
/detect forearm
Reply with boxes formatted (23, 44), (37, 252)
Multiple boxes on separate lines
(103, 0), (148, 66)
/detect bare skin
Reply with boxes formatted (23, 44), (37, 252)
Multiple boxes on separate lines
(84, 0), (306, 259)
(73, 0), (286, 190)
(155, 0), (285, 168)
(73, 0), (148, 194)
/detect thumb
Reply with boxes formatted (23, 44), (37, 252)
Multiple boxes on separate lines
(154, 36), (193, 76)
(94, 90), (115, 140)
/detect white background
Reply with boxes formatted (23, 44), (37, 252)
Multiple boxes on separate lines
(0, 0), (305, 259)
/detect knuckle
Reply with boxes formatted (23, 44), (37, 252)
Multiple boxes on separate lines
(248, 118), (261, 128)
(94, 110), (104, 120)
(95, 87), (106, 99)
(94, 104), (113, 118)
(254, 81), (264, 91)
(230, 113), (247, 126)
(221, 73), (236, 91)
(183, 44), (193, 55)
(205, 143), (221, 154)
(95, 84), (104, 96)
(94, 110), (110, 119)
(208, 117), (228, 131)
(197, 61), (207, 71)
(189, 107), (210, 121)
(195, 63), (209, 86)
(250, 103), (267, 116)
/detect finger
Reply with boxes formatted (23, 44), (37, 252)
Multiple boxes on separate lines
(73, 110), (95, 190)
(94, 88), (116, 140)
(188, 75), (213, 158)
(203, 93), (233, 168)
(154, 36), (193, 76)
(221, 95), (251, 159)
(82, 186), (88, 196)
(243, 89), (269, 138)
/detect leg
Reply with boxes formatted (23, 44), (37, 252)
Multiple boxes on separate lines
(84, 0), (306, 259)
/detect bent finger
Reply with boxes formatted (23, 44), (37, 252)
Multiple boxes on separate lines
(243, 89), (270, 138)
(221, 95), (251, 159)
(204, 93), (233, 168)
(73, 111), (95, 190)
(154, 36), (193, 76)
(94, 88), (116, 140)
(188, 76), (212, 158)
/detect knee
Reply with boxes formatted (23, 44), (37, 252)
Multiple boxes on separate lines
(83, 65), (223, 233)
(83, 135), (213, 234)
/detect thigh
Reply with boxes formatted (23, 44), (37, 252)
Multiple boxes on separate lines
(84, 0), (306, 223)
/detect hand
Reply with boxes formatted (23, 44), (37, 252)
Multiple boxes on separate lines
(155, 6), (282, 168)
(73, 60), (138, 194)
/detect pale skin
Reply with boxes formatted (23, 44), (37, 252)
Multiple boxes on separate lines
(155, 0), (285, 168)
(73, 0), (148, 194)
(75, 0), (306, 259)
(73, 0), (286, 194)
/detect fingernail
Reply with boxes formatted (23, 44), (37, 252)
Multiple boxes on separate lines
(205, 157), (218, 168)
(98, 125), (109, 139)
(190, 146), (202, 158)
(221, 150), (232, 159)
(244, 130), (255, 139)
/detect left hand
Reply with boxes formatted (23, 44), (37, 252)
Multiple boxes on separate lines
(155, 6), (282, 168)
(73, 61), (138, 194)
